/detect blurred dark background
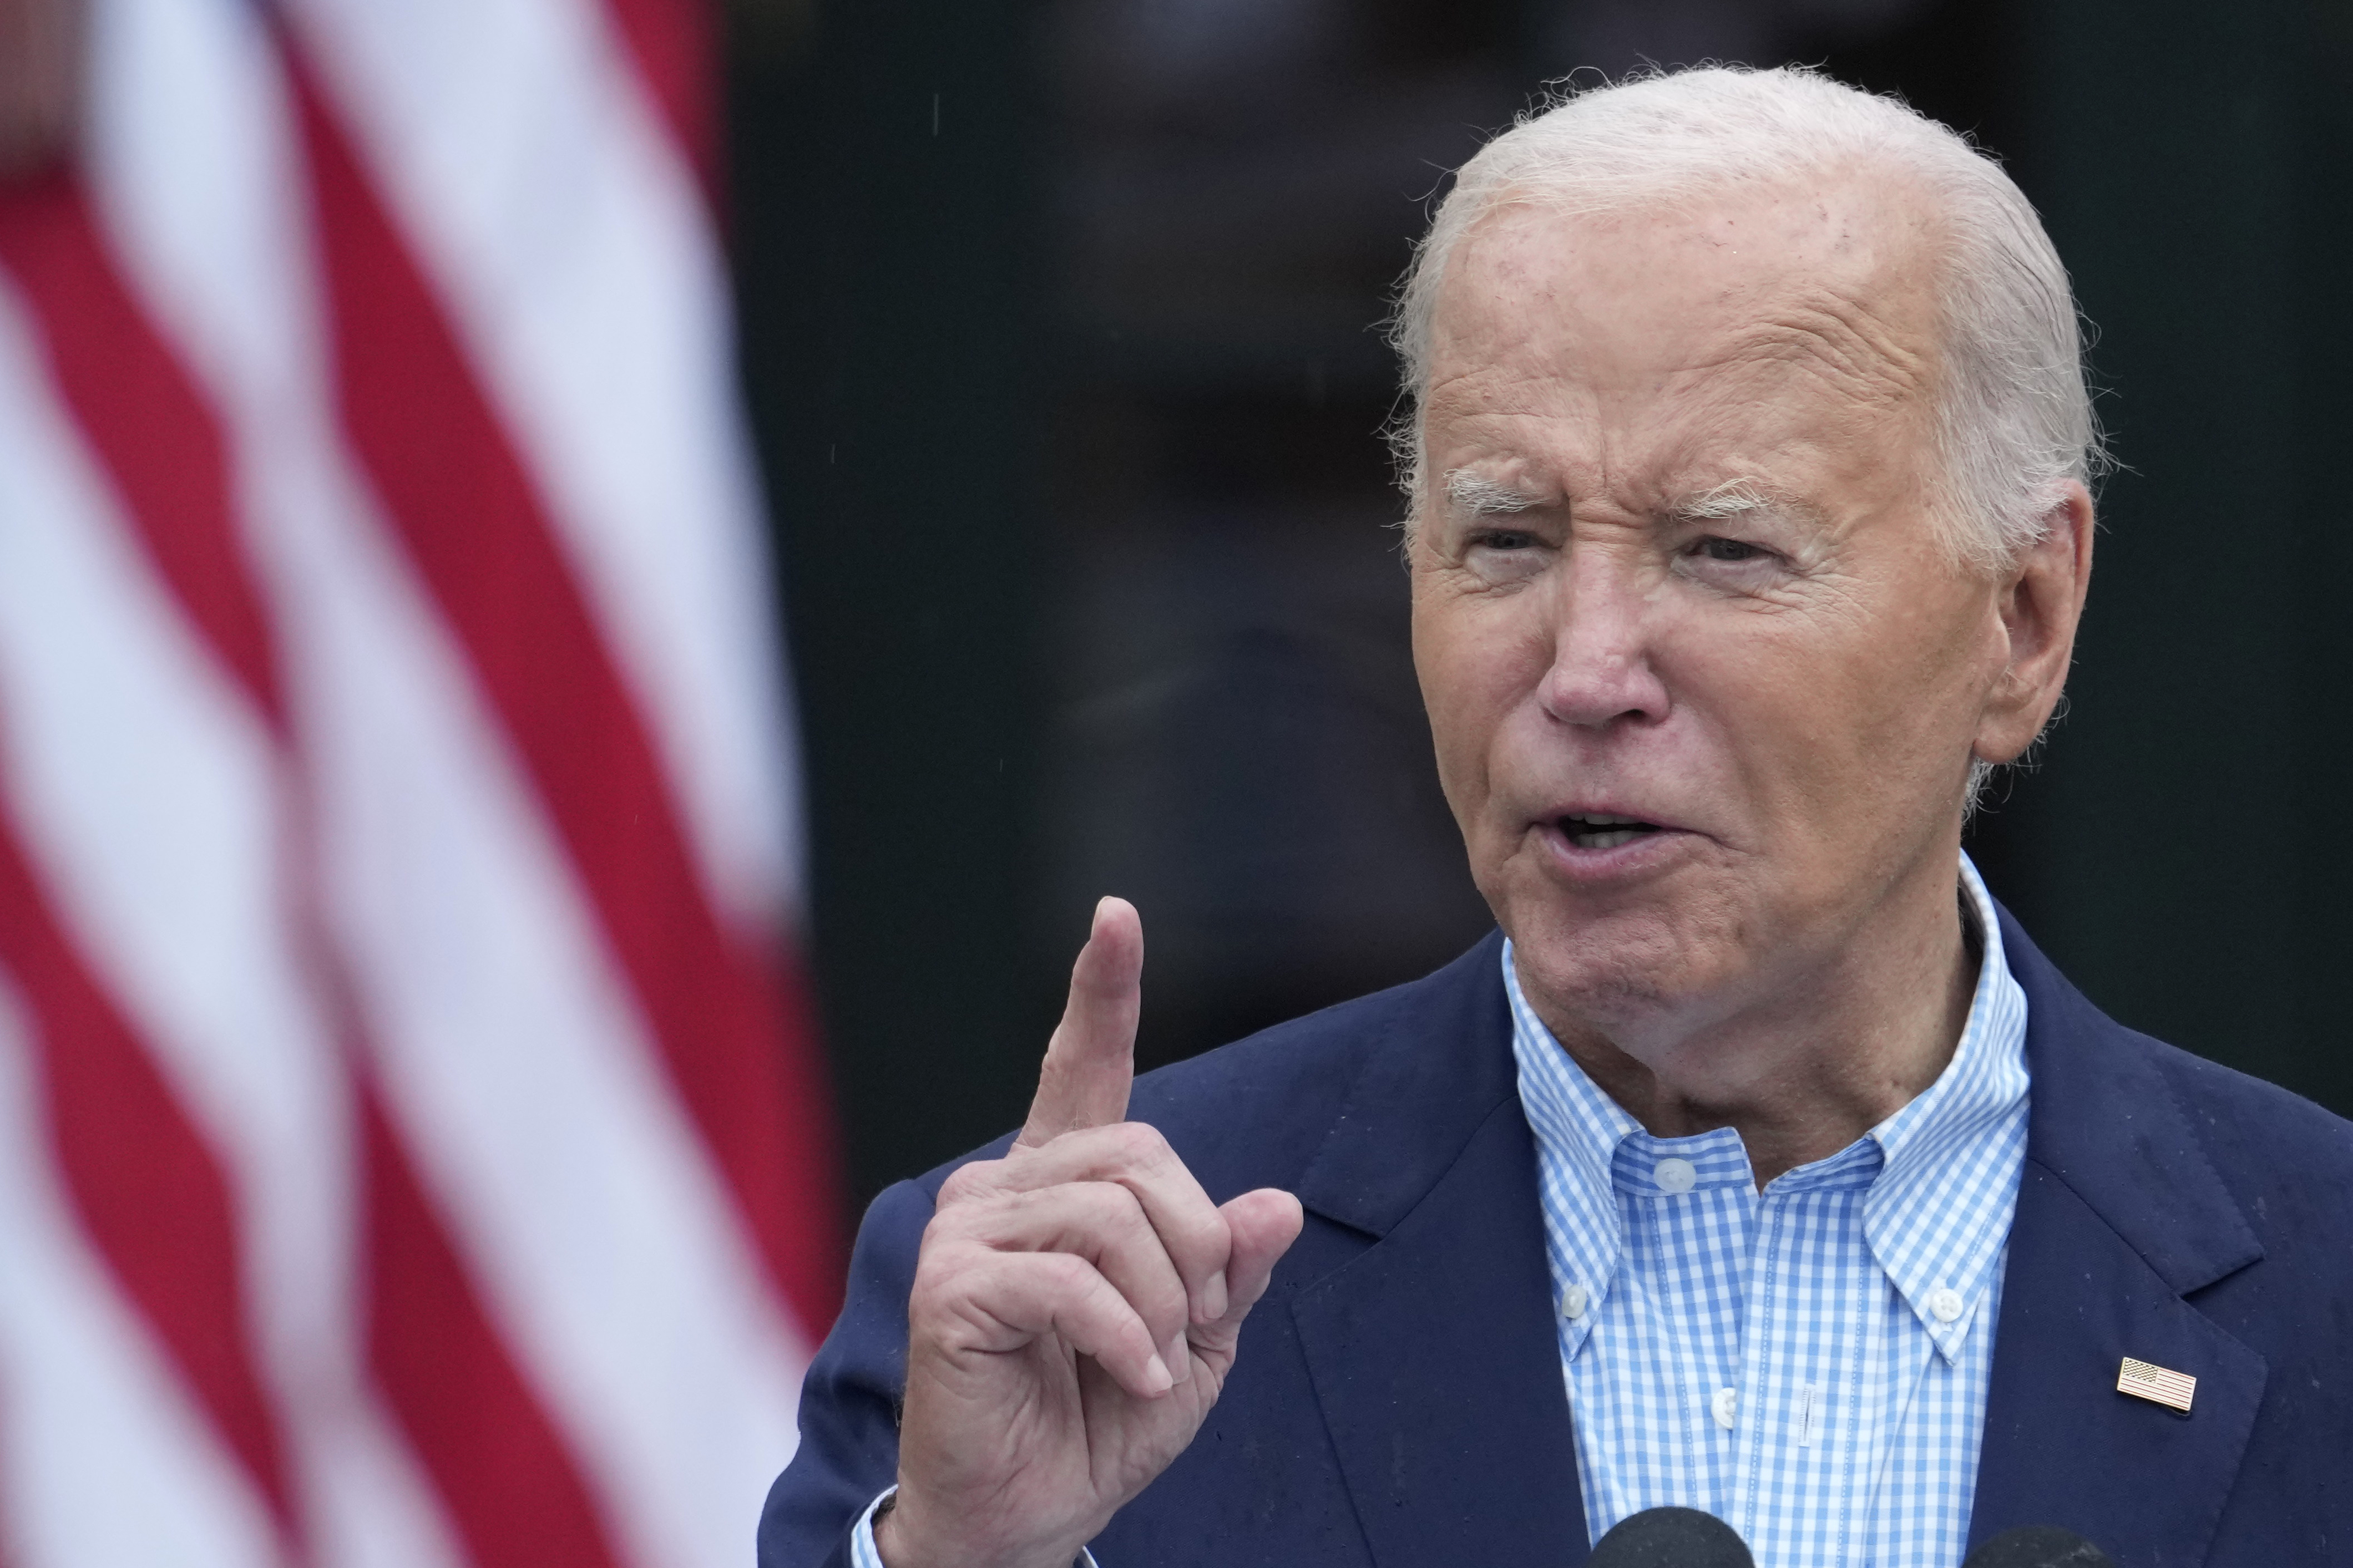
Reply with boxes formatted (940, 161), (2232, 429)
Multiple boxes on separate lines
(724, 0), (2353, 1207)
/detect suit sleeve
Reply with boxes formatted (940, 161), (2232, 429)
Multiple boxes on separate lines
(757, 1179), (936, 1568)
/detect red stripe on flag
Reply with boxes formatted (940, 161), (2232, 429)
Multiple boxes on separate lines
(598, 0), (717, 189)
(362, 1087), (629, 1568)
(0, 782), (298, 1539)
(0, 169), (286, 727)
(1, 148), (644, 1568)
(286, 47), (845, 1336)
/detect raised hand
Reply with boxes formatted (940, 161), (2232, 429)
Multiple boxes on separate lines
(875, 897), (1305, 1568)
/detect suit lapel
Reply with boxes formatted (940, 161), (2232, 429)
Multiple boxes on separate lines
(1971, 914), (2268, 1567)
(1269, 911), (2274, 1568)
(1287, 933), (1588, 1568)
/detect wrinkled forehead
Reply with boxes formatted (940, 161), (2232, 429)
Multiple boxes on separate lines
(1425, 172), (1951, 424)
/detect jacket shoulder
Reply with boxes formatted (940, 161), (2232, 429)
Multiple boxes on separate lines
(2129, 1026), (2353, 1242)
(2138, 1027), (2353, 1161)
(2000, 902), (2353, 1205)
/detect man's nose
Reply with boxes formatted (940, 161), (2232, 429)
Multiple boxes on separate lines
(1534, 554), (1671, 729)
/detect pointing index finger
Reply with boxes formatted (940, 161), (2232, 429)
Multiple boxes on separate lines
(1019, 896), (1142, 1148)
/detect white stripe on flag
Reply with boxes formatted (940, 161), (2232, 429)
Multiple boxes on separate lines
(0, 973), (283, 1568)
(266, 422), (811, 1568)
(3, 0), (833, 1558)
(284, 0), (804, 935)
(0, 251), (464, 1568)
(125, 55), (827, 1540)
(0, 263), (346, 1429)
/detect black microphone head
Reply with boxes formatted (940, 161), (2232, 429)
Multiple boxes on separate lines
(1961, 1525), (2117, 1568)
(1587, 1506), (1755, 1568)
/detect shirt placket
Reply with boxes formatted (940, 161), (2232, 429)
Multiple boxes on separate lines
(1609, 1138), (1752, 1523)
(1729, 1192), (1778, 1557)
(1736, 1179), (1886, 1568)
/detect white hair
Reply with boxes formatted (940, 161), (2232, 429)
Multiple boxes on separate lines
(1388, 64), (2107, 576)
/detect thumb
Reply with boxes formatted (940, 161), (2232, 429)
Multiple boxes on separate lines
(1018, 896), (1142, 1147)
(1185, 1186), (1303, 1369)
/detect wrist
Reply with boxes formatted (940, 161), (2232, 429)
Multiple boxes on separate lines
(873, 1489), (1089, 1568)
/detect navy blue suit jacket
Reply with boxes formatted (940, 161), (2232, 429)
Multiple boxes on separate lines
(760, 911), (2353, 1566)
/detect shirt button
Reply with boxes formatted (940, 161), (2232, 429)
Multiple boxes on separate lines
(1652, 1157), (1698, 1195)
(1711, 1387), (1738, 1430)
(1928, 1286), (1965, 1323)
(1560, 1283), (1590, 1320)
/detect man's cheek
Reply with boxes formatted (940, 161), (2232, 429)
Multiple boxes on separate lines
(1423, 710), (1493, 836)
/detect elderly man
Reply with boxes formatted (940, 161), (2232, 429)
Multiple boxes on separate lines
(760, 65), (2353, 1568)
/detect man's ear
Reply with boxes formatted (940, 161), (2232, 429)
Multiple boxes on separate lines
(1975, 481), (2094, 767)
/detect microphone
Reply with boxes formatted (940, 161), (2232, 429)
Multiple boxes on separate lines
(1961, 1526), (2116, 1567)
(1587, 1507), (1755, 1567)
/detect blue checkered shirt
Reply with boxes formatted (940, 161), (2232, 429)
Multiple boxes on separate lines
(1510, 854), (2029, 1567)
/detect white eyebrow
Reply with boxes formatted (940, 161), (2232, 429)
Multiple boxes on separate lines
(1444, 470), (1544, 516)
(1673, 479), (1776, 521)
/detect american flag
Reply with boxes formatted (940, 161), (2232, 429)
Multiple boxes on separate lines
(0, 0), (843, 1564)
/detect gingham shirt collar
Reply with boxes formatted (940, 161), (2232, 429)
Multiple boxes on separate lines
(1507, 854), (2028, 1368)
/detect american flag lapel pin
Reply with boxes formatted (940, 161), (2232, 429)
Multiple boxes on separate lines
(2117, 1356), (2197, 1413)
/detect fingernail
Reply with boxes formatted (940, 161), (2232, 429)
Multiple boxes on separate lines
(1162, 1333), (1193, 1383)
(1201, 1270), (1229, 1322)
(1141, 1352), (1173, 1394)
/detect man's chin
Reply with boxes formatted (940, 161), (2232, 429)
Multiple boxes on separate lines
(1500, 892), (1749, 1036)
(1514, 940), (1678, 1025)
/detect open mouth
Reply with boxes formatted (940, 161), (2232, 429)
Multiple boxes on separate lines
(1558, 813), (1664, 850)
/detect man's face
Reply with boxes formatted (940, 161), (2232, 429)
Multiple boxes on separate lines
(1411, 177), (2026, 1038)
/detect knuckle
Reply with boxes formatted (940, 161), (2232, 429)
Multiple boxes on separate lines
(936, 1175), (980, 1212)
(1079, 1178), (1149, 1229)
(906, 1243), (987, 1322)
(1032, 1250), (1102, 1301)
(1139, 1271), (1188, 1327)
(1181, 1210), (1234, 1266)
(1011, 1179), (1145, 1246)
(1105, 1119), (1170, 1166)
(922, 1195), (998, 1249)
(937, 1158), (1001, 1207)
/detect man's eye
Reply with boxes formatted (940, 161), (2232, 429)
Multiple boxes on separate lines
(1472, 530), (1538, 551)
(1693, 536), (1767, 562)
